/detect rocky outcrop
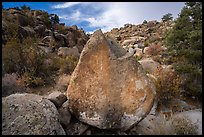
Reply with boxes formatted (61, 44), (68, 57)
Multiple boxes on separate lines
(67, 30), (156, 130)
(34, 24), (46, 37)
(105, 20), (174, 55)
(18, 26), (36, 38)
(2, 93), (66, 135)
(13, 12), (31, 27)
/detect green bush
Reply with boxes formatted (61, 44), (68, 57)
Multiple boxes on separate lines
(165, 2), (202, 100)
(162, 13), (173, 22)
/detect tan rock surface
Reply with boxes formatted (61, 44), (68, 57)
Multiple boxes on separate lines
(67, 30), (156, 130)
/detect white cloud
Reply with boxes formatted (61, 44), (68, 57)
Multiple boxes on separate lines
(52, 2), (82, 9)
(83, 2), (142, 32)
(59, 10), (80, 20)
(52, 2), (184, 33)
(70, 10), (81, 21)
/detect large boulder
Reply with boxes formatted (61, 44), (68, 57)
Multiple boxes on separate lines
(18, 26), (36, 38)
(34, 24), (46, 37)
(67, 30), (156, 130)
(13, 13), (30, 27)
(2, 93), (66, 135)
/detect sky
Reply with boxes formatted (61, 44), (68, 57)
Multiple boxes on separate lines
(2, 2), (185, 34)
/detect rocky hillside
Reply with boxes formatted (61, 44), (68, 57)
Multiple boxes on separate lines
(2, 6), (202, 135)
(105, 20), (174, 48)
(2, 8), (89, 92)
(2, 8), (89, 52)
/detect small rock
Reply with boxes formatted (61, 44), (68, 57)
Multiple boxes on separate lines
(58, 101), (71, 127)
(47, 92), (67, 108)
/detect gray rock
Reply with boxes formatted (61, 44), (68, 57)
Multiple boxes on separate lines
(58, 101), (71, 127)
(55, 74), (71, 92)
(47, 92), (67, 108)
(13, 13), (30, 27)
(138, 58), (160, 75)
(34, 24), (46, 37)
(2, 93), (66, 135)
(65, 119), (89, 135)
(18, 26), (36, 38)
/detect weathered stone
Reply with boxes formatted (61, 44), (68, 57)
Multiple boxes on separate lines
(2, 74), (31, 97)
(58, 101), (71, 127)
(18, 26), (36, 38)
(67, 30), (156, 130)
(138, 58), (161, 75)
(44, 29), (52, 36)
(2, 93), (66, 135)
(47, 92), (67, 108)
(134, 48), (143, 59)
(65, 118), (89, 135)
(13, 13), (30, 27)
(55, 74), (71, 92)
(54, 33), (67, 47)
(34, 24), (46, 37)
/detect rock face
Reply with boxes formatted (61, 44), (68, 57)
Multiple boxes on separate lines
(67, 30), (156, 130)
(2, 93), (66, 135)
(138, 58), (160, 75)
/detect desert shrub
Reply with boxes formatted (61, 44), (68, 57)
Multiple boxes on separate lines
(4, 22), (19, 40)
(47, 55), (78, 75)
(54, 24), (68, 35)
(58, 56), (78, 74)
(2, 37), (48, 87)
(154, 67), (182, 104)
(2, 38), (23, 74)
(134, 54), (142, 61)
(144, 39), (149, 47)
(21, 71), (45, 87)
(2, 73), (31, 97)
(146, 44), (163, 56)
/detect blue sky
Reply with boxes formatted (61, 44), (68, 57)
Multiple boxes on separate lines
(2, 2), (185, 33)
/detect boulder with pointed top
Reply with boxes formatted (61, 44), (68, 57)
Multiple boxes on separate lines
(67, 30), (156, 131)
